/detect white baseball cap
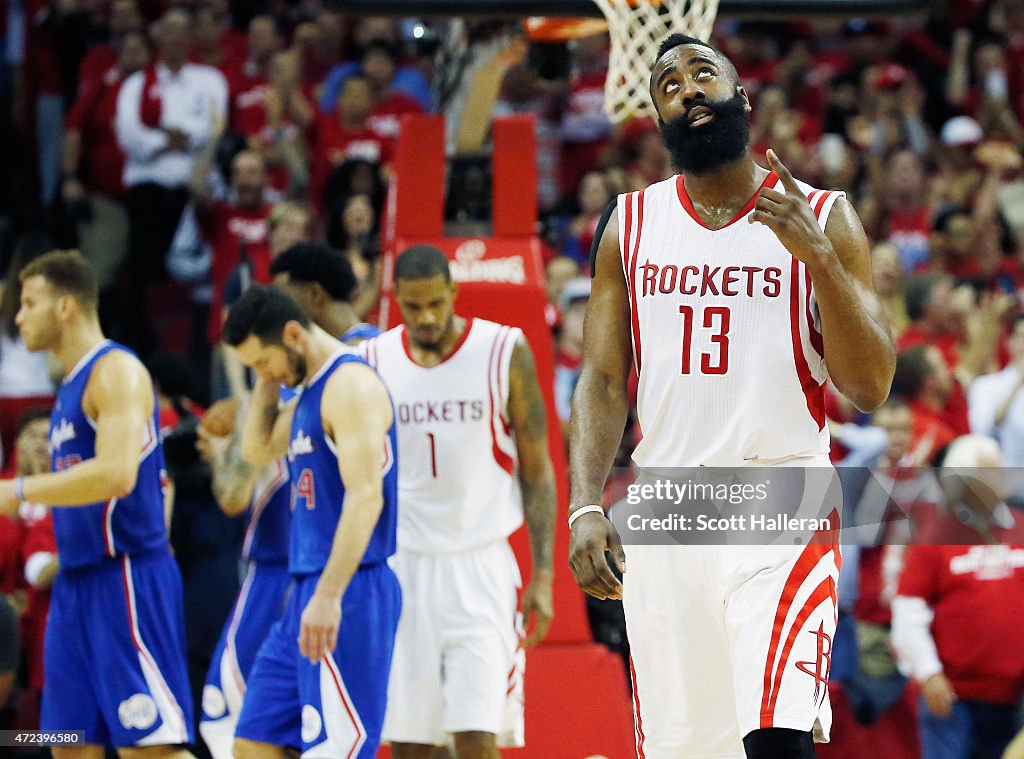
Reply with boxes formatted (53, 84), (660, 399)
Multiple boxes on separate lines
(940, 116), (983, 147)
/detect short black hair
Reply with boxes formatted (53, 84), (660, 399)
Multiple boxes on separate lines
(362, 38), (399, 62)
(657, 33), (717, 63)
(891, 345), (931, 399)
(904, 273), (946, 322)
(269, 241), (358, 302)
(932, 204), (971, 234)
(395, 245), (451, 283)
(223, 284), (311, 347)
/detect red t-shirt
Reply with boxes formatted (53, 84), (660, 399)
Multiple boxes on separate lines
(365, 92), (423, 149)
(77, 44), (118, 97)
(310, 114), (392, 208)
(899, 539), (1024, 703)
(200, 201), (272, 341)
(898, 328), (970, 436)
(907, 399), (959, 463)
(64, 70), (126, 200)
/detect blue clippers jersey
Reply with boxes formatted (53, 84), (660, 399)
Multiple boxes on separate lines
(242, 386), (297, 563)
(287, 350), (397, 576)
(341, 322), (381, 344)
(49, 341), (168, 570)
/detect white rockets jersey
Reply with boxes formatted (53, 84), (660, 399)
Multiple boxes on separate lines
(620, 172), (843, 467)
(362, 318), (524, 552)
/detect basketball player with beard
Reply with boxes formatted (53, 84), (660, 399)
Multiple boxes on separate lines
(568, 35), (895, 759)
(223, 285), (400, 759)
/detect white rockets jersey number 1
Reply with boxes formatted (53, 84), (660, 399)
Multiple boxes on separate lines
(361, 318), (525, 553)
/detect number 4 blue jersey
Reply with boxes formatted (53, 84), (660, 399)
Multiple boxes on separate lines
(49, 340), (168, 570)
(287, 350), (397, 576)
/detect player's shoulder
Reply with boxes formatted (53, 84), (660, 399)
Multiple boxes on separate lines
(91, 342), (147, 378)
(468, 317), (523, 345)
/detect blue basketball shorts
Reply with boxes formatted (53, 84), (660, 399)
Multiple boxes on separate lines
(235, 562), (401, 757)
(41, 550), (194, 748)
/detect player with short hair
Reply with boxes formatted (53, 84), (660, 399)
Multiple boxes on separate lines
(196, 394), (292, 759)
(363, 245), (556, 759)
(0, 250), (195, 759)
(568, 34), (895, 759)
(200, 241), (381, 758)
(223, 284), (400, 759)
(269, 240), (380, 343)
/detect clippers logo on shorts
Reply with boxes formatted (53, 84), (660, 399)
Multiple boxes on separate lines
(118, 693), (158, 730)
(301, 704), (323, 744)
(202, 685), (227, 720)
(288, 430), (314, 461)
(795, 622), (832, 706)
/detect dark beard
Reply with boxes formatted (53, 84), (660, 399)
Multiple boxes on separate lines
(659, 93), (751, 176)
(288, 348), (307, 387)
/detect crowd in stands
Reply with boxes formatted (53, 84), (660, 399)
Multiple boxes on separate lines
(2, 0), (1024, 755)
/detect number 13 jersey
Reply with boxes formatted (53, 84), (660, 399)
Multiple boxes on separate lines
(621, 173), (844, 468)
(362, 319), (523, 553)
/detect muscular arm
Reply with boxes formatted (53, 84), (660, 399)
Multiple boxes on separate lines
(299, 363), (393, 662)
(240, 376), (295, 467)
(754, 151), (894, 412)
(812, 197), (896, 411)
(19, 352), (152, 506)
(205, 398), (258, 516)
(509, 336), (556, 574)
(508, 336), (556, 646)
(317, 364), (392, 597)
(569, 208), (632, 513)
(567, 208), (630, 601)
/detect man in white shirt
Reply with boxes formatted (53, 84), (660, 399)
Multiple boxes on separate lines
(115, 7), (227, 353)
(968, 314), (1024, 466)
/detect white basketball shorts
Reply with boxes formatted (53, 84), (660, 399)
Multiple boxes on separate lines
(622, 456), (841, 759)
(382, 539), (525, 748)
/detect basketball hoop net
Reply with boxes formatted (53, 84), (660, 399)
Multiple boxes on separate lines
(593, 0), (720, 122)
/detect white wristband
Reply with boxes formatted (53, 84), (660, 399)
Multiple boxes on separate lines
(568, 504), (605, 529)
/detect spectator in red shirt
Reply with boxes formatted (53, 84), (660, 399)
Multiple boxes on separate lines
(892, 345), (960, 463)
(247, 50), (313, 198)
(562, 170), (612, 270)
(76, 0), (143, 96)
(893, 434), (1024, 759)
(899, 273), (1012, 432)
(226, 15), (284, 136)
(62, 28), (151, 291)
(190, 149), (273, 344)
(360, 39), (424, 149)
(311, 74), (391, 209)
(10, 407), (57, 727)
(190, 0), (246, 75)
(296, 8), (345, 91)
(560, 34), (612, 199)
(880, 150), (933, 272)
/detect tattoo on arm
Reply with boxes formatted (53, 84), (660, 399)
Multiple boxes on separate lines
(510, 337), (556, 572)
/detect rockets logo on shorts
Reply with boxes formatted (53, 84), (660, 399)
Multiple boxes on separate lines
(794, 622), (833, 706)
